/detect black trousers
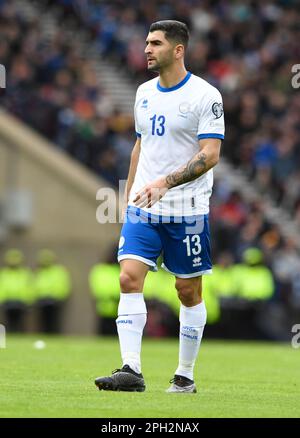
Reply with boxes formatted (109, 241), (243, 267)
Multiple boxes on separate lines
(37, 299), (62, 333)
(3, 302), (26, 332)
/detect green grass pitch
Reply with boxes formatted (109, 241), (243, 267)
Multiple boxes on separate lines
(0, 335), (299, 418)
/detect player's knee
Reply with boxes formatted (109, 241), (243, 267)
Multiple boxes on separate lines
(175, 279), (195, 306)
(119, 271), (141, 292)
(177, 288), (195, 306)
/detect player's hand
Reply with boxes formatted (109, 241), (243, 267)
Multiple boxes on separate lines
(133, 177), (169, 208)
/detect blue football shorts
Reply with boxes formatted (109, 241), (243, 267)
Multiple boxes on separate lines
(117, 206), (212, 278)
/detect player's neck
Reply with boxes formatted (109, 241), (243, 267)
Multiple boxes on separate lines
(158, 66), (188, 89)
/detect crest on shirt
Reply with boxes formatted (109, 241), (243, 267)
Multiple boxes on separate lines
(141, 99), (148, 109)
(212, 102), (223, 119)
(179, 102), (191, 114)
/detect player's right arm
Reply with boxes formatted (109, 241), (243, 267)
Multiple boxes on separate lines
(122, 137), (141, 219)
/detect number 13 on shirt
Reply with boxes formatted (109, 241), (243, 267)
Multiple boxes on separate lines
(150, 114), (166, 136)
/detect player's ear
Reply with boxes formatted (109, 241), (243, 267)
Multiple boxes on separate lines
(174, 44), (184, 59)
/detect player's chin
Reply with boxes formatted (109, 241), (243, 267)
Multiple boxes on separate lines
(147, 62), (159, 72)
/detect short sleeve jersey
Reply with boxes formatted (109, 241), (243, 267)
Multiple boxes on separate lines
(128, 72), (225, 216)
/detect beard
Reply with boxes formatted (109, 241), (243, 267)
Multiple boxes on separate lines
(147, 60), (160, 72)
(147, 53), (173, 72)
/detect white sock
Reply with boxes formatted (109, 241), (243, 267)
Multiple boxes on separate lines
(175, 301), (207, 381)
(116, 292), (147, 374)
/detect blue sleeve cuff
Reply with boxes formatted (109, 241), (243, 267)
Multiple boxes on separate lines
(197, 133), (224, 140)
(136, 132), (141, 138)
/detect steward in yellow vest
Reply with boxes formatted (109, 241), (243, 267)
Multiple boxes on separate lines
(0, 249), (33, 332)
(89, 263), (120, 334)
(34, 250), (71, 333)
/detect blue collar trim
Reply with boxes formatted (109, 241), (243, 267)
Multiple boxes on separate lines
(157, 71), (191, 92)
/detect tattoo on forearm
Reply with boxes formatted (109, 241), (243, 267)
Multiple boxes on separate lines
(166, 152), (208, 188)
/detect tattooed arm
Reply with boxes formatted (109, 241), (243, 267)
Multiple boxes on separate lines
(134, 138), (221, 208)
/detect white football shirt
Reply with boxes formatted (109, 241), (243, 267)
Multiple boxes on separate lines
(128, 72), (225, 216)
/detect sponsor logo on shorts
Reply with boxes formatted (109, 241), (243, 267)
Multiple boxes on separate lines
(192, 257), (202, 267)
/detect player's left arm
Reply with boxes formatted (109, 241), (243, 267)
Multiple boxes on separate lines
(133, 138), (221, 208)
(165, 137), (221, 188)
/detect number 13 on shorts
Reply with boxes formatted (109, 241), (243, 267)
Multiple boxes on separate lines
(183, 235), (201, 256)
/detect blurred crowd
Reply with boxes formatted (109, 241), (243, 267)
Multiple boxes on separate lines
(0, 0), (299, 336)
(0, 0), (134, 186)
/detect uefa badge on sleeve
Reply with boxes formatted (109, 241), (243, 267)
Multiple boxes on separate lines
(212, 102), (223, 119)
